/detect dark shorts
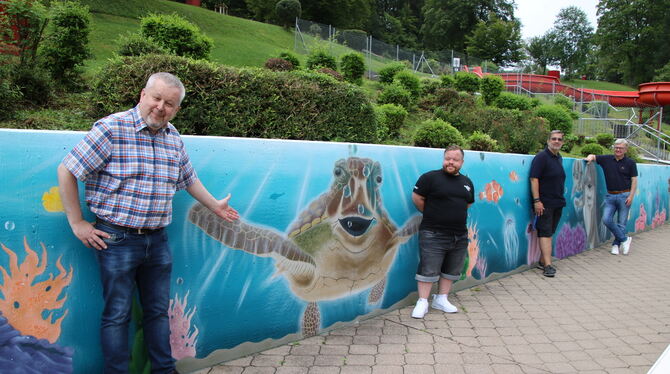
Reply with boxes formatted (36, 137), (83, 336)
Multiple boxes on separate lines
(416, 229), (468, 282)
(535, 207), (563, 237)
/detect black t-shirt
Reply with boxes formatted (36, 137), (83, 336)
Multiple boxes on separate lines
(595, 155), (637, 191)
(413, 169), (475, 234)
(529, 148), (566, 208)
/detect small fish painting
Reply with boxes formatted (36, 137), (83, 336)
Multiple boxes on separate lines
(479, 180), (503, 203)
(509, 171), (519, 182)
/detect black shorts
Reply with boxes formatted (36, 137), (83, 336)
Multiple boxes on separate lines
(415, 229), (468, 282)
(535, 207), (563, 237)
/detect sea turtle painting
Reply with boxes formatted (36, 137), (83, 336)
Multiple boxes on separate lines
(188, 156), (421, 336)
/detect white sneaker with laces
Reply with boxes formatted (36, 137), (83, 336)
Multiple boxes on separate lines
(431, 294), (458, 313)
(610, 244), (619, 255)
(621, 236), (632, 255)
(411, 298), (429, 318)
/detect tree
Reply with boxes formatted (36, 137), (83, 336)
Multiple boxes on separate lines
(275, 0), (301, 28)
(550, 6), (594, 78)
(526, 33), (559, 75)
(596, 0), (670, 85)
(245, 0), (279, 22)
(301, 0), (372, 30)
(465, 13), (523, 66)
(420, 0), (515, 52)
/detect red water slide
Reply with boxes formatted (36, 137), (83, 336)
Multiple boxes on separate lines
(497, 73), (670, 108)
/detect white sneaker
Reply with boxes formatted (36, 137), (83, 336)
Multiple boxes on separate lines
(610, 244), (619, 255)
(411, 298), (429, 318)
(621, 237), (632, 255)
(431, 294), (458, 313)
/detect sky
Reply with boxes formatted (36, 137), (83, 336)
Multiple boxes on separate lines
(515, 0), (599, 40)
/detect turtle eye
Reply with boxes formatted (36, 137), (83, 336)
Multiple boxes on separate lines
(334, 167), (343, 177)
(375, 175), (382, 184)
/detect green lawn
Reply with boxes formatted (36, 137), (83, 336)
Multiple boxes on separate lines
(562, 79), (637, 91)
(83, 0), (296, 74)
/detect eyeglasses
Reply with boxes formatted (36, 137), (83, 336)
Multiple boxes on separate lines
(550, 137), (563, 141)
(613, 146), (626, 150)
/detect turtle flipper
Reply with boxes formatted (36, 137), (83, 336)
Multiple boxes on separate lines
(188, 203), (316, 268)
(394, 214), (422, 243)
(367, 277), (386, 304)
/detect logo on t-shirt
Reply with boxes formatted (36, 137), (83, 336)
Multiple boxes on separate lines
(464, 185), (471, 192)
(413, 185), (418, 190)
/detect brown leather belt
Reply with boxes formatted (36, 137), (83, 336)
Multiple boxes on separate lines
(96, 219), (163, 235)
(607, 189), (630, 194)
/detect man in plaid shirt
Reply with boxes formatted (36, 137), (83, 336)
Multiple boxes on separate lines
(57, 72), (239, 374)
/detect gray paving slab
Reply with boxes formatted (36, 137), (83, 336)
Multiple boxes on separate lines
(190, 223), (670, 374)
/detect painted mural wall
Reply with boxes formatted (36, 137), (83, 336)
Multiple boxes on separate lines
(0, 128), (668, 373)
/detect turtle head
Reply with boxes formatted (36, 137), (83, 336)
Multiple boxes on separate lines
(328, 157), (386, 240)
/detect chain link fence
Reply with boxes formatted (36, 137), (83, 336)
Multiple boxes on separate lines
(294, 18), (485, 79)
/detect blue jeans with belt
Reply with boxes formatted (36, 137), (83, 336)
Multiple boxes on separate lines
(603, 192), (631, 245)
(94, 221), (175, 374)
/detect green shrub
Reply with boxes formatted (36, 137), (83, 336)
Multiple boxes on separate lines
(626, 145), (643, 163)
(340, 52), (365, 85)
(378, 82), (412, 110)
(454, 71), (480, 93)
(13, 65), (54, 106)
(378, 62), (406, 84)
(480, 107), (547, 154)
(92, 54), (378, 142)
(116, 32), (169, 56)
(279, 51), (300, 69)
(595, 133), (615, 148)
(393, 70), (421, 98)
(580, 143), (606, 156)
(376, 103), (407, 138)
(440, 74), (455, 88)
(140, 13), (213, 60)
(414, 119), (465, 148)
(306, 48), (337, 70)
(420, 78), (441, 96)
(479, 75), (505, 105)
(494, 92), (536, 110)
(467, 131), (497, 152)
(533, 104), (573, 134)
(40, 1), (91, 86)
(562, 134), (578, 153)
(265, 58), (293, 71)
(275, 0), (301, 28)
(584, 137), (597, 144)
(0, 62), (23, 120)
(553, 95), (573, 111)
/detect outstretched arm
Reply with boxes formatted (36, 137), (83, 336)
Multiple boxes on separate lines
(584, 154), (596, 163)
(57, 163), (110, 250)
(186, 179), (239, 222)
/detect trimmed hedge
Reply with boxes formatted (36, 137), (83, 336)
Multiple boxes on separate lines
(580, 143), (606, 156)
(533, 104), (573, 135)
(92, 54), (378, 143)
(414, 119), (465, 148)
(494, 92), (538, 110)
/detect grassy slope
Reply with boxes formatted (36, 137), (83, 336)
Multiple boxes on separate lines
(83, 0), (295, 73)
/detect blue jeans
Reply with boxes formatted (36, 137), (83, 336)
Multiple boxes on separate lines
(603, 192), (631, 245)
(94, 222), (175, 374)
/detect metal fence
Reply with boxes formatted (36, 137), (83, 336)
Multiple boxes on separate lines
(294, 18), (485, 78)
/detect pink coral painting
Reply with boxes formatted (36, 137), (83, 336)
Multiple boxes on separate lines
(635, 204), (647, 232)
(652, 209), (666, 229)
(169, 291), (199, 360)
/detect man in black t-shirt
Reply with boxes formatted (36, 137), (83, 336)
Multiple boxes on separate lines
(411, 145), (475, 319)
(585, 138), (638, 255)
(529, 130), (566, 278)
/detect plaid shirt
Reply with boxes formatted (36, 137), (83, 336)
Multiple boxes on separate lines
(63, 106), (197, 229)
